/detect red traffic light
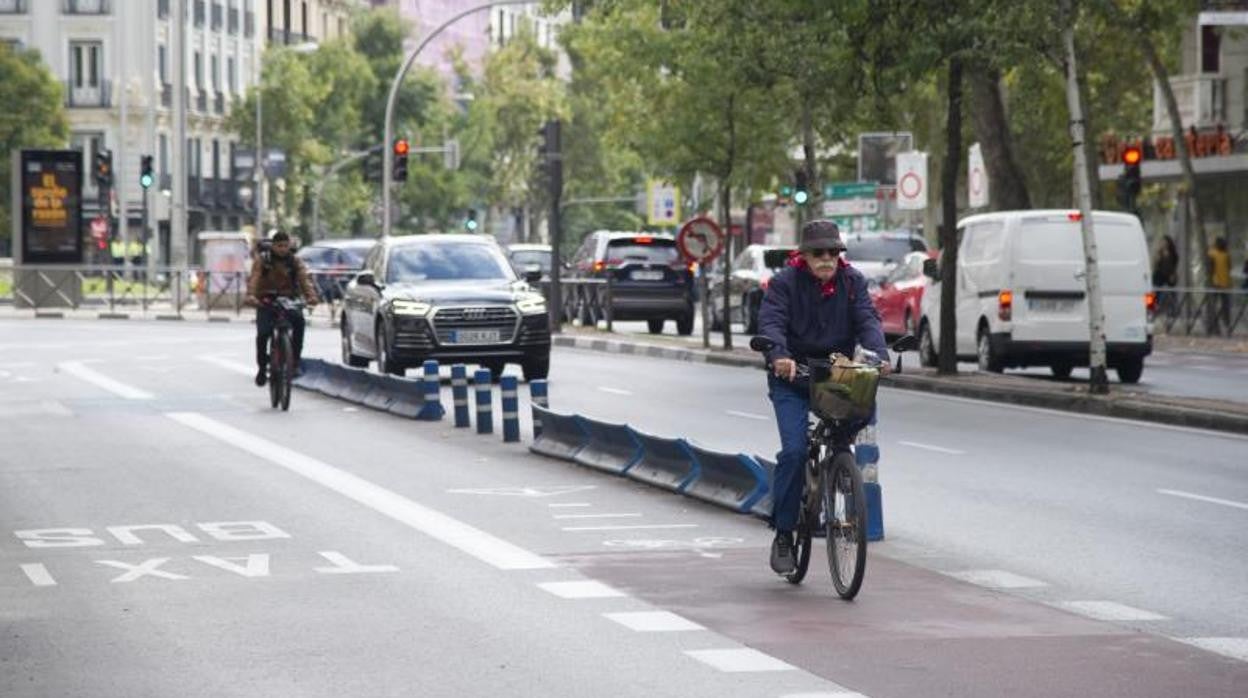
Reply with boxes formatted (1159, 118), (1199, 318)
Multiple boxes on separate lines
(394, 139), (410, 156)
(1122, 146), (1142, 166)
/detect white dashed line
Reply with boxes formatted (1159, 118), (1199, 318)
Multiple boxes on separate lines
(537, 580), (626, 599)
(684, 648), (797, 673)
(597, 386), (633, 396)
(1056, 601), (1167, 622)
(58, 361), (154, 400)
(1157, 489), (1248, 511)
(553, 513), (642, 520)
(548, 503), (592, 508)
(725, 410), (770, 421)
(561, 524), (699, 532)
(603, 611), (704, 632)
(1177, 637), (1248, 663)
(946, 569), (1047, 589)
(898, 440), (966, 455)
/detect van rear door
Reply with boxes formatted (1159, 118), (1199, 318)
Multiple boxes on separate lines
(1011, 214), (1149, 345)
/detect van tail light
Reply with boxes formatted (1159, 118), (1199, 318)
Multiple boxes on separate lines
(1145, 291), (1157, 319)
(592, 261), (605, 273)
(1067, 212), (1083, 222)
(998, 289), (1013, 322)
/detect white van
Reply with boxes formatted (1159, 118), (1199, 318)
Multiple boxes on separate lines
(919, 210), (1153, 383)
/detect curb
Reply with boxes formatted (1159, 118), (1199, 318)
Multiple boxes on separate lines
(552, 334), (1248, 436)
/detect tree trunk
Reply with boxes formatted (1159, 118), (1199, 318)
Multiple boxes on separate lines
(1076, 59), (1103, 210)
(938, 57), (963, 375)
(968, 63), (1031, 211)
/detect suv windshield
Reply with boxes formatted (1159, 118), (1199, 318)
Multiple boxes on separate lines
(606, 238), (678, 264)
(386, 244), (514, 283)
(846, 237), (925, 264)
(510, 250), (551, 273)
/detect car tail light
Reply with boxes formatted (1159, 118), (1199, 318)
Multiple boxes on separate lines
(635, 236), (653, 244)
(998, 289), (1013, 321)
(1067, 211), (1083, 222)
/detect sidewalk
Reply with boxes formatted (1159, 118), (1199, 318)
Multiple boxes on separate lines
(553, 327), (1248, 435)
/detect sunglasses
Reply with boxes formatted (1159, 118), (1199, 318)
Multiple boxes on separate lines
(807, 248), (841, 259)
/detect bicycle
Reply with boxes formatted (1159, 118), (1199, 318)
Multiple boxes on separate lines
(262, 295), (306, 412)
(750, 333), (918, 599)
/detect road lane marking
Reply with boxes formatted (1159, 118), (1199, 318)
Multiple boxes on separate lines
(537, 580), (625, 599)
(553, 513), (642, 520)
(313, 551), (399, 574)
(58, 361), (154, 400)
(604, 611), (704, 632)
(1056, 601), (1167, 622)
(898, 440), (966, 455)
(946, 569), (1047, 589)
(97, 558), (188, 583)
(548, 503), (592, 508)
(135, 355), (171, 362)
(20, 564), (56, 587)
(166, 412), (554, 571)
(725, 410), (770, 421)
(561, 524), (699, 532)
(1178, 637), (1248, 663)
(197, 354), (254, 376)
(597, 386), (633, 396)
(684, 648), (797, 673)
(1157, 489), (1248, 512)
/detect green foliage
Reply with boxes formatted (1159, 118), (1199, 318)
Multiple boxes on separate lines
(0, 44), (69, 244)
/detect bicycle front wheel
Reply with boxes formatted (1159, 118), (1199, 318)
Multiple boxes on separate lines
(278, 330), (293, 411)
(823, 451), (867, 599)
(268, 334), (282, 409)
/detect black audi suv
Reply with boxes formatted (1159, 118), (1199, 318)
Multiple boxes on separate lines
(339, 235), (551, 380)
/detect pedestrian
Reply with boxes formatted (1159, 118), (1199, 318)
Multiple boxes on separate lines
(1208, 237), (1232, 334)
(1153, 235), (1179, 316)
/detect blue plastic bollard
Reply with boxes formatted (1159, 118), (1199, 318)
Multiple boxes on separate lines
(855, 415), (883, 542)
(422, 360), (442, 415)
(529, 379), (549, 438)
(500, 375), (520, 443)
(451, 364), (470, 428)
(473, 369), (493, 435)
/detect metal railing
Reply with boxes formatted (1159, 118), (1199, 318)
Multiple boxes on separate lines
(1152, 287), (1248, 338)
(536, 278), (615, 330)
(64, 79), (112, 108)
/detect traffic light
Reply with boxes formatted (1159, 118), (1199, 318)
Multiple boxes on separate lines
(392, 138), (409, 182)
(1118, 145), (1142, 212)
(464, 209), (478, 232)
(94, 149), (113, 189)
(793, 169), (810, 206)
(139, 155), (154, 190)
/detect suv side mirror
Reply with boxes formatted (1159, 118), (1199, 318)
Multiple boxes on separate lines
(523, 267), (543, 284)
(922, 258), (939, 280)
(356, 271), (377, 288)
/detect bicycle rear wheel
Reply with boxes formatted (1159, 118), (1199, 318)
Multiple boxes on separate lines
(824, 451), (867, 599)
(268, 335), (282, 409)
(784, 517), (813, 585)
(277, 330), (293, 411)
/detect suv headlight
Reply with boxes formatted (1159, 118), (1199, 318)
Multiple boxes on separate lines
(390, 300), (432, 317)
(516, 297), (547, 315)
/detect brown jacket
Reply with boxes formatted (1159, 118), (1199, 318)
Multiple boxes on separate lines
(247, 251), (318, 302)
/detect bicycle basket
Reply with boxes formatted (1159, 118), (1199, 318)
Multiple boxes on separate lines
(809, 355), (879, 421)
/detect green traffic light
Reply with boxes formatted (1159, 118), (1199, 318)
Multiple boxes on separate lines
(794, 190), (809, 205)
(465, 220), (478, 231)
(140, 173), (154, 189)
(780, 185), (793, 196)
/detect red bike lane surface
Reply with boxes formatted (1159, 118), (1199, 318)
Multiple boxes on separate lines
(557, 548), (1247, 698)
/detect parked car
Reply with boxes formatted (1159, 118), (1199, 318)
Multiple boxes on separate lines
(920, 210), (1152, 382)
(869, 251), (930, 339)
(844, 230), (929, 283)
(506, 243), (552, 282)
(339, 235), (551, 380)
(297, 238), (373, 301)
(566, 231), (696, 335)
(708, 244), (796, 334)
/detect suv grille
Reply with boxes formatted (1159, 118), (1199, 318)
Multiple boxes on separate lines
(432, 306), (519, 344)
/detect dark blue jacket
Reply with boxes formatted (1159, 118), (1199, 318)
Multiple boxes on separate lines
(758, 264), (889, 365)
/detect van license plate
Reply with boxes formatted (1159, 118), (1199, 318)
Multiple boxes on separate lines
(631, 270), (664, 281)
(1029, 298), (1077, 313)
(449, 330), (501, 344)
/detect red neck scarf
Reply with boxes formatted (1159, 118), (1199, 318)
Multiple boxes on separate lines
(788, 250), (848, 297)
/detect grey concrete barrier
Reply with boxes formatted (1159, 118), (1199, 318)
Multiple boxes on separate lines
(626, 428), (698, 493)
(385, 375), (429, 419)
(683, 443), (769, 514)
(316, 362), (352, 400)
(751, 455), (777, 521)
(529, 405), (590, 461)
(292, 358), (328, 392)
(288, 358), (444, 421)
(340, 366), (373, 404)
(362, 372), (396, 411)
(574, 417), (643, 476)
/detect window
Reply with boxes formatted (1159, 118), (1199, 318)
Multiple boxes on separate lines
(322, 11), (327, 38)
(227, 57), (235, 94)
(1201, 25), (1221, 74)
(193, 51), (202, 89)
(300, 1), (307, 38)
(69, 41), (102, 88)
(158, 44), (167, 84)
(159, 133), (169, 180)
(211, 55), (219, 90)
(212, 139), (220, 180)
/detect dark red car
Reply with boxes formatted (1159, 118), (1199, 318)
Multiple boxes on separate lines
(869, 251), (931, 338)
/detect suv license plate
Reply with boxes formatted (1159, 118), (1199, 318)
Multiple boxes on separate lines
(450, 330), (501, 344)
(631, 270), (664, 281)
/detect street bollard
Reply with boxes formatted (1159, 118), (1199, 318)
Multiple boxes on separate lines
(529, 379), (549, 439)
(500, 375), (520, 443)
(855, 414), (883, 542)
(451, 364), (470, 428)
(423, 360), (442, 414)
(473, 369), (493, 435)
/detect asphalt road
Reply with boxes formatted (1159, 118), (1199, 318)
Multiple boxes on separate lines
(608, 317), (1248, 404)
(2, 318), (1246, 697)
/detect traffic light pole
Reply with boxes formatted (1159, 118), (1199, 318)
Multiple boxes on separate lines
(382, 0), (530, 238)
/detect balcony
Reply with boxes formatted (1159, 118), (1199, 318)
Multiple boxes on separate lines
(213, 91), (224, 115)
(63, 0), (109, 14)
(268, 27), (315, 46)
(211, 2), (222, 30)
(64, 79), (112, 108)
(0, 0), (28, 15)
(1154, 74), (1229, 132)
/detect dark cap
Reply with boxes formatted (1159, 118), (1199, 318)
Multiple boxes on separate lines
(799, 219), (847, 252)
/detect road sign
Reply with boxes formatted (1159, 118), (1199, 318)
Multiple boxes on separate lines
(968, 143), (989, 209)
(646, 179), (681, 226)
(896, 151), (928, 210)
(824, 182), (878, 200)
(677, 216), (725, 264)
(822, 198), (879, 217)
(824, 181), (880, 232)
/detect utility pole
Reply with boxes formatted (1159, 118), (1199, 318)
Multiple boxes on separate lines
(171, 0), (189, 272)
(1062, 1), (1109, 394)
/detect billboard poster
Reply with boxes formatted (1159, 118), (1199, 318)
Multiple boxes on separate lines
(20, 150), (84, 264)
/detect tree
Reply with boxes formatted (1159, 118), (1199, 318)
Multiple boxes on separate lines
(0, 44), (68, 246)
